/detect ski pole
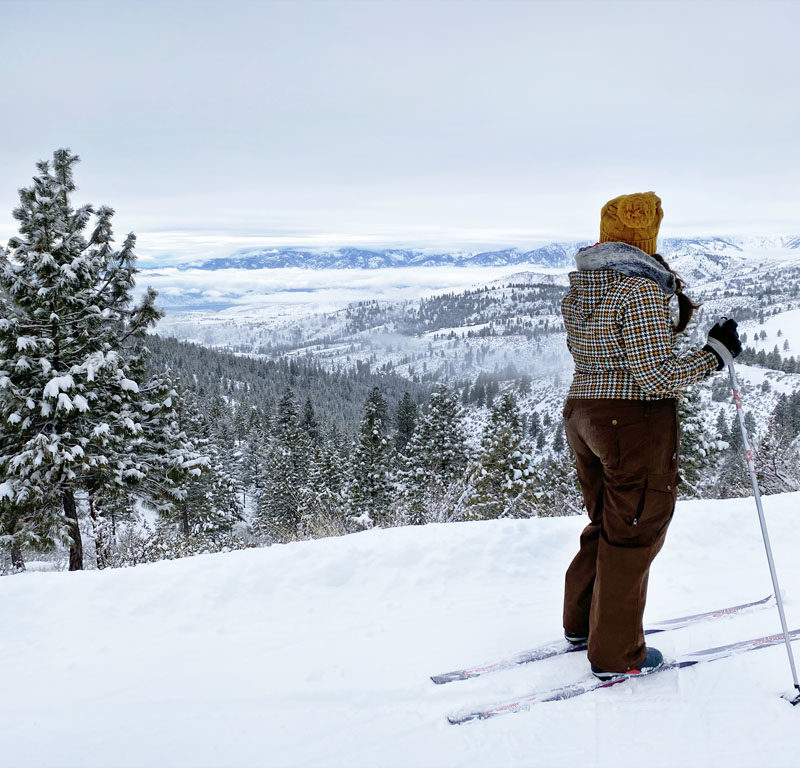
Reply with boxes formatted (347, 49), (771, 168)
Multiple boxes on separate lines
(707, 333), (800, 706)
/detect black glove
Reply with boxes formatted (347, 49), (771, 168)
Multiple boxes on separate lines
(704, 318), (742, 371)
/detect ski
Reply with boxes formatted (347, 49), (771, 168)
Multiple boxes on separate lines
(431, 594), (775, 685)
(448, 627), (800, 724)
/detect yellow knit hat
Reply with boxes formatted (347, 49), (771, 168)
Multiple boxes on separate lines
(599, 192), (663, 256)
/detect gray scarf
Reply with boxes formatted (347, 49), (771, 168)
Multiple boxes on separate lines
(575, 242), (676, 296)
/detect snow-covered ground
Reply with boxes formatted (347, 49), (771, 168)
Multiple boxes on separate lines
(742, 307), (800, 356)
(3, 494), (800, 767)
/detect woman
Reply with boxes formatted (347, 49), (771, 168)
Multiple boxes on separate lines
(561, 192), (741, 679)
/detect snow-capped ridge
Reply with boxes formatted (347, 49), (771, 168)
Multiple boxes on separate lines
(169, 236), (800, 274)
(182, 242), (593, 271)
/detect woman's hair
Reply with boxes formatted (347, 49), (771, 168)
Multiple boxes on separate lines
(650, 253), (701, 334)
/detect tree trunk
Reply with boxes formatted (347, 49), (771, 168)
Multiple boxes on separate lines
(10, 545), (25, 572)
(181, 504), (190, 538)
(63, 488), (84, 571)
(88, 496), (107, 570)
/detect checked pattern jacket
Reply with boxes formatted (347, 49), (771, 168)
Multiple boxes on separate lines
(562, 248), (718, 400)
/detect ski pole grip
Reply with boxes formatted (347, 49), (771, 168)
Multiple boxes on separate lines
(706, 336), (734, 368)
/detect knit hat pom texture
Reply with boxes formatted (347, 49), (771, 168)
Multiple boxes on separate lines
(600, 191), (663, 256)
(617, 194), (657, 228)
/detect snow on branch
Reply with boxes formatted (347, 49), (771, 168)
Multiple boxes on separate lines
(16, 336), (36, 351)
(43, 374), (75, 398)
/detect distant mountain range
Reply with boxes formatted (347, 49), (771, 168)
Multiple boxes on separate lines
(174, 236), (800, 272)
(178, 242), (589, 270)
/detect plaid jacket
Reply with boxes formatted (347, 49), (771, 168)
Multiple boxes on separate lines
(562, 243), (717, 400)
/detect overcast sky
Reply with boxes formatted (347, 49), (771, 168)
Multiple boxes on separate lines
(1, 0), (798, 263)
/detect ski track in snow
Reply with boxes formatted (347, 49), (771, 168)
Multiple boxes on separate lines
(2, 494), (800, 767)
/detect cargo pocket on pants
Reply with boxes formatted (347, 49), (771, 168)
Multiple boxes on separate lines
(632, 472), (679, 544)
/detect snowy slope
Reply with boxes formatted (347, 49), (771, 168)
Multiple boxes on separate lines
(742, 308), (800, 356)
(3, 495), (800, 767)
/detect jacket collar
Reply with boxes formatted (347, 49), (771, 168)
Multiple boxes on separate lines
(575, 242), (676, 296)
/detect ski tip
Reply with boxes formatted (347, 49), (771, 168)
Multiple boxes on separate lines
(447, 712), (474, 725)
(447, 715), (463, 725)
(431, 672), (473, 684)
(781, 688), (800, 707)
(447, 709), (499, 725)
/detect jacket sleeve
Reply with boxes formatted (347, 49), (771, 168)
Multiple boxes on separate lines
(620, 280), (718, 395)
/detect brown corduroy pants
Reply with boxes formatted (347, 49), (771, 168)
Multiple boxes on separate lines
(562, 397), (680, 673)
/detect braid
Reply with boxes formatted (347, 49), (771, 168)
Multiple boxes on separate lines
(650, 253), (701, 334)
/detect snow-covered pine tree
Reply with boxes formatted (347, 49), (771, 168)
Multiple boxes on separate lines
(255, 386), (309, 541)
(0, 150), (177, 569)
(232, 403), (250, 445)
(715, 409), (731, 442)
(299, 396), (321, 444)
(677, 382), (719, 498)
(207, 394), (237, 449)
(240, 410), (268, 510)
(532, 455), (583, 517)
(464, 391), (536, 520)
(717, 409), (751, 498)
(158, 386), (241, 540)
(0, 494), (53, 573)
(82, 361), (203, 567)
(349, 386), (394, 528)
(670, 311), (720, 499)
(396, 384), (468, 524)
(394, 392), (417, 454)
(552, 422), (566, 453)
(757, 399), (800, 493)
(298, 425), (350, 538)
